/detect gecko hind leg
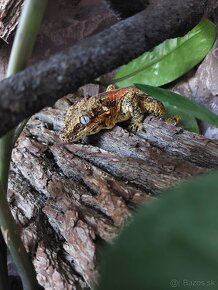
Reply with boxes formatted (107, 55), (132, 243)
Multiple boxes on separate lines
(164, 115), (181, 125)
(128, 121), (143, 133)
(127, 111), (145, 133)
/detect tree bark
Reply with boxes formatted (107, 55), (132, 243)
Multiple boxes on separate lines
(0, 0), (23, 42)
(8, 90), (218, 289)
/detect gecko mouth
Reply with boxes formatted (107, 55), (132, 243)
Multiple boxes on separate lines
(60, 121), (103, 143)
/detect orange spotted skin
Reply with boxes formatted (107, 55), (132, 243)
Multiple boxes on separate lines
(60, 86), (166, 143)
(103, 86), (141, 101)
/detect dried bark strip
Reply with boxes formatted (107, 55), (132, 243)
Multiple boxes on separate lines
(64, 142), (206, 193)
(50, 144), (151, 206)
(0, 0), (207, 137)
(137, 116), (218, 168)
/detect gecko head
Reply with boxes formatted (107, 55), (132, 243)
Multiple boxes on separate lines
(59, 98), (110, 143)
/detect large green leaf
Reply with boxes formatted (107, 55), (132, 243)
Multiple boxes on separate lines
(115, 19), (216, 88)
(136, 84), (218, 128)
(97, 171), (218, 290)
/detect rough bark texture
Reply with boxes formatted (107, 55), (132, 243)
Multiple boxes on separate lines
(0, 0), (23, 42)
(137, 117), (218, 168)
(8, 90), (218, 290)
(0, 0), (207, 137)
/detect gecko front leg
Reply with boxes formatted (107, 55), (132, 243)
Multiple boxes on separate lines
(119, 90), (145, 133)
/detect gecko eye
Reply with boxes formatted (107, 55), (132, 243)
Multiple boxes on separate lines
(80, 115), (90, 125)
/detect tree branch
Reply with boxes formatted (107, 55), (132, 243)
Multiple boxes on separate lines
(0, 0), (207, 137)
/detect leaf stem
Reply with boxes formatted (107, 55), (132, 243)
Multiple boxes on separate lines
(0, 183), (39, 290)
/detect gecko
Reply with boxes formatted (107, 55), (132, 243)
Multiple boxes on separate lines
(59, 85), (179, 143)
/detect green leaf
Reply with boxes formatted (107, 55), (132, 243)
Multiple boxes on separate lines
(97, 171), (218, 290)
(115, 19), (216, 88)
(136, 84), (218, 128)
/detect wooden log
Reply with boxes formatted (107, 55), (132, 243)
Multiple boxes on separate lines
(8, 92), (217, 288)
